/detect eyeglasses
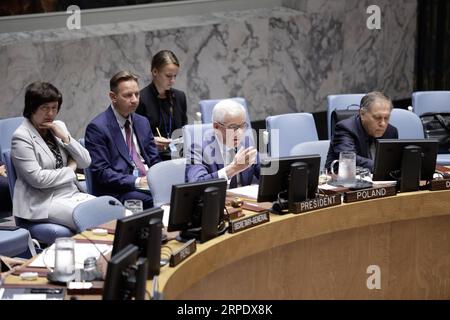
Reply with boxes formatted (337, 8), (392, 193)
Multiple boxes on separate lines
(38, 104), (59, 113)
(217, 122), (249, 131)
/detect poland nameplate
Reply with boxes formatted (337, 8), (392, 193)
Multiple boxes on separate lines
(344, 186), (397, 203)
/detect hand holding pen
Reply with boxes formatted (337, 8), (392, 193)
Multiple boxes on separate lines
(154, 127), (171, 151)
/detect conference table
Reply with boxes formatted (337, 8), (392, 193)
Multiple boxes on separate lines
(157, 189), (450, 299)
(3, 189), (450, 300)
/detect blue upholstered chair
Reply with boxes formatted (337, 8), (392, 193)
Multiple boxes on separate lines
(3, 150), (74, 245)
(290, 140), (331, 170)
(412, 91), (450, 117)
(265, 113), (319, 158)
(72, 196), (125, 233)
(326, 94), (365, 139)
(147, 158), (186, 207)
(199, 97), (248, 124)
(389, 109), (425, 139)
(412, 91), (450, 165)
(182, 123), (215, 163)
(0, 116), (23, 162)
(0, 229), (36, 257)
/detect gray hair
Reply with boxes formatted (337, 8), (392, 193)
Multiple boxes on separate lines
(360, 91), (393, 112)
(212, 99), (246, 123)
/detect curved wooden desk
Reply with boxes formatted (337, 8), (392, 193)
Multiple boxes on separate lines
(157, 190), (450, 299)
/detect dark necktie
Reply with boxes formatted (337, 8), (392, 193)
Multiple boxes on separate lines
(124, 120), (147, 177)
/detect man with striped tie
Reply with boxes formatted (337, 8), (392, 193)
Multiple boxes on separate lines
(85, 71), (161, 209)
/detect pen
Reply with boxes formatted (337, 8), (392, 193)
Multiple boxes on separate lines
(156, 127), (162, 138)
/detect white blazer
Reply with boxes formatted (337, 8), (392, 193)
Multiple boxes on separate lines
(11, 119), (91, 220)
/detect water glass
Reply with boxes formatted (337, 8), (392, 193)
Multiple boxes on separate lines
(54, 237), (75, 279)
(330, 151), (356, 187)
(318, 168), (331, 185)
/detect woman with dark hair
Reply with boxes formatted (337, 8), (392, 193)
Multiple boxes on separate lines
(11, 81), (94, 230)
(136, 49), (187, 160)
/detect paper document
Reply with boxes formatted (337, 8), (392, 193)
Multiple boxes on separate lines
(29, 243), (112, 269)
(171, 137), (183, 145)
(160, 205), (170, 227)
(227, 184), (259, 200)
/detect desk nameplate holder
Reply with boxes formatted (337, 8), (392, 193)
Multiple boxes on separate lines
(344, 186), (397, 203)
(291, 194), (342, 214)
(170, 239), (197, 267)
(430, 179), (450, 191)
(229, 211), (270, 234)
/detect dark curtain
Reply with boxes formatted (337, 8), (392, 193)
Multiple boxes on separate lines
(416, 0), (450, 90)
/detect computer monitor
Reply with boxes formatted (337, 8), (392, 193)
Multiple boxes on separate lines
(257, 155), (321, 212)
(168, 178), (228, 242)
(373, 139), (439, 191)
(103, 244), (148, 300)
(111, 207), (164, 278)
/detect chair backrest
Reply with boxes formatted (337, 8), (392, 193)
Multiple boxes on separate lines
(72, 196), (125, 232)
(0, 116), (23, 161)
(327, 94), (365, 139)
(147, 158), (186, 207)
(78, 138), (93, 194)
(199, 97), (249, 124)
(3, 150), (16, 198)
(266, 113), (318, 158)
(412, 91), (450, 117)
(389, 108), (425, 139)
(182, 123), (215, 163)
(290, 140), (331, 170)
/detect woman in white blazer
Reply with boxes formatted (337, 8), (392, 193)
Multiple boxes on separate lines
(11, 81), (94, 230)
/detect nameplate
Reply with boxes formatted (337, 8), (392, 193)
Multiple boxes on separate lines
(229, 211), (270, 234)
(344, 186), (397, 203)
(430, 179), (450, 191)
(170, 239), (197, 267)
(291, 194), (342, 214)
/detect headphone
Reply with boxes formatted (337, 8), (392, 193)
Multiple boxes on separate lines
(271, 191), (289, 214)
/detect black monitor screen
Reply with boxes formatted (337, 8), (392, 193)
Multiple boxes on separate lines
(373, 139), (439, 181)
(257, 155), (321, 203)
(111, 207), (163, 257)
(103, 244), (142, 300)
(168, 178), (227, 232)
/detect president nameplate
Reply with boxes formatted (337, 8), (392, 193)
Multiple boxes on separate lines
(430, 179), (450, 191)
(291, 194), (342, 214)
(344, 186), (397, 203)
(229, 211), (270, 233)
(170, 239), (197, 267)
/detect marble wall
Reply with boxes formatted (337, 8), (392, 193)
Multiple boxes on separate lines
(0, 1), (417, 138)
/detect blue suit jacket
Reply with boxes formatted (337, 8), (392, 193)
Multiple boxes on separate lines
(185, 134), (260, 187)
(85, 106), (161, 197)
(325, 114), (398, 171)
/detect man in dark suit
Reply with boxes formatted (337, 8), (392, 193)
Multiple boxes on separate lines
(85, 71), (161, 209)
(326, 91), (398, 171)
(185, 99), (259, 188)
